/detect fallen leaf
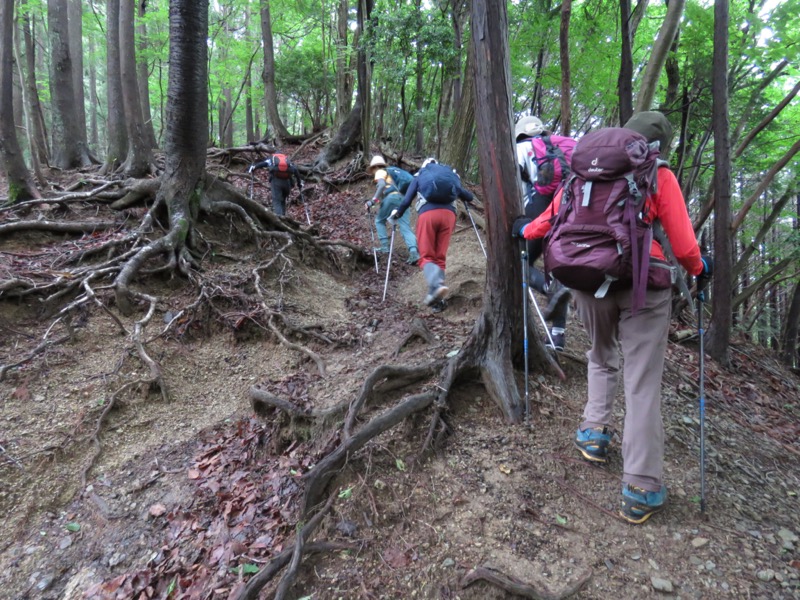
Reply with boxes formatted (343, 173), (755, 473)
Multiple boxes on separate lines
(498, 464), (512, 475)
(188, 469), (201, 479)
(148, 504), (167, 517)
(383, 546), (411, 568)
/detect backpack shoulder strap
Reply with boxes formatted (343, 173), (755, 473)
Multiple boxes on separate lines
(652, 221), (694, 310)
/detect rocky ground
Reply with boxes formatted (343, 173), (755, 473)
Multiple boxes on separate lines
(1, 163), (799, 599)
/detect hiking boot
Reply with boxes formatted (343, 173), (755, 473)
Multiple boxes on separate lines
(543, 283), (572, 320)
(574, 426), (611, 463)
(423, 285), (449, 306)
(545, 331), (565, 352)
(406, 249), (420, 265)
(430, 299), (447, 314)
(620, 484), (667, 524)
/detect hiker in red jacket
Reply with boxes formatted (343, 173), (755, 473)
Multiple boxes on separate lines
(515, 111), (713, 524)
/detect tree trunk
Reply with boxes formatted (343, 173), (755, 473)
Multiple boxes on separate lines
(734, 79), (800, 159)
(335, 0), (351, 126)
(470, 0), (550, 422)
(356, 0), (372, 161)
(707, 0), (731, 366)
(116, 0), (209, 314)
(245, 70), (255, 142)
(312, 101), (361, 170)
(558, 0), (572, 133)
(634, 0), (686, 112)
(87, 34), (99, 149)
(47, 0), (91, 168)
(630, 0), (650, 38)
(260, 0), (290, 141)
(68, 0), (87, 144)
(20, 4), (49, 167)
(120, 0), (153, 176)
(617, 0), (634, 125)
(440, 46), (474, 176)
(731, 188), (793, 281)
(0, 0), (39, 201)
(780, 270), (800, 366)
(137, 0), (158, 150)
(105, 0), (127, 171)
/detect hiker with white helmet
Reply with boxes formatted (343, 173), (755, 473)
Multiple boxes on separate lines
(514, 115), (577, 351)
(365, 156), (420, 265)
(389, 158), (473, 313)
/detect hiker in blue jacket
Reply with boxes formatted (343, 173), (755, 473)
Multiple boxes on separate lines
(515, 116), (576, 351)
(249, 153), (302, 217)
(365, 156), (420, 265)
(389, 158), (473, 313)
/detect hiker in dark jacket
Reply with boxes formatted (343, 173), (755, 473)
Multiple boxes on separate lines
(515, 115), (576, 351)
(365, 155), (420, 265)
(517, 111), (713, 524)
(249, 153), (303, 217)
(389, 158), (473, 313)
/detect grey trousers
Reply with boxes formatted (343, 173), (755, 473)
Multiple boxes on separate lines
(574, 286), (672, 492)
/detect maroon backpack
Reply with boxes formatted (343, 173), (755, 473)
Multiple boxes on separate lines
(542, 128), (661, 312)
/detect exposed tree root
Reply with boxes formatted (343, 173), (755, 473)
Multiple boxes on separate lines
(302, 390), (436, 516)
(460, 565), (592, 599)
(233, 493), (354, 600)
(80, 293), (168, 488)
(393, 317), (436, 357)
(0, 320), (72, 382)
(0, 219), (118, 236)
(250, 362), (441, 436)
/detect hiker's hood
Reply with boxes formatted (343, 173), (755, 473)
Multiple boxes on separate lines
(624, 111), (673, 156)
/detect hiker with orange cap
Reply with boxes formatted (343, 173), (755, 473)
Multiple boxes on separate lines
(365, 155), (420, 265)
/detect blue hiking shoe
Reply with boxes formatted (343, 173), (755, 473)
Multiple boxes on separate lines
(574, 426), (611, 463)
(620, 484), (668, 524)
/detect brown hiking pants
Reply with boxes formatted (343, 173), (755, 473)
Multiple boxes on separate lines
(574, 286), (672, 492)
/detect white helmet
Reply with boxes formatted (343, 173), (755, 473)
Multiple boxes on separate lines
(515, 115), (544, 139)
(421, 157), (437, 168)
(369, 155), (387, 169)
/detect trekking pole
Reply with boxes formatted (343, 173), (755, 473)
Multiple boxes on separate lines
(299, 187), (312, 226)
(464, 202), (487, 258)
(366, 211), (380, 274)
(697, 294), (706, 513)
(520, 245), (531, 419)
(528, 288), (557, 350)
(248, 166), (255, 200)
(382, 223), (396, 302)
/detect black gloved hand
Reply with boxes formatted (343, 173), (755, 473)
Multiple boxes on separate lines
(696, 254), (713, 300)
(512, 216), (532, 238)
